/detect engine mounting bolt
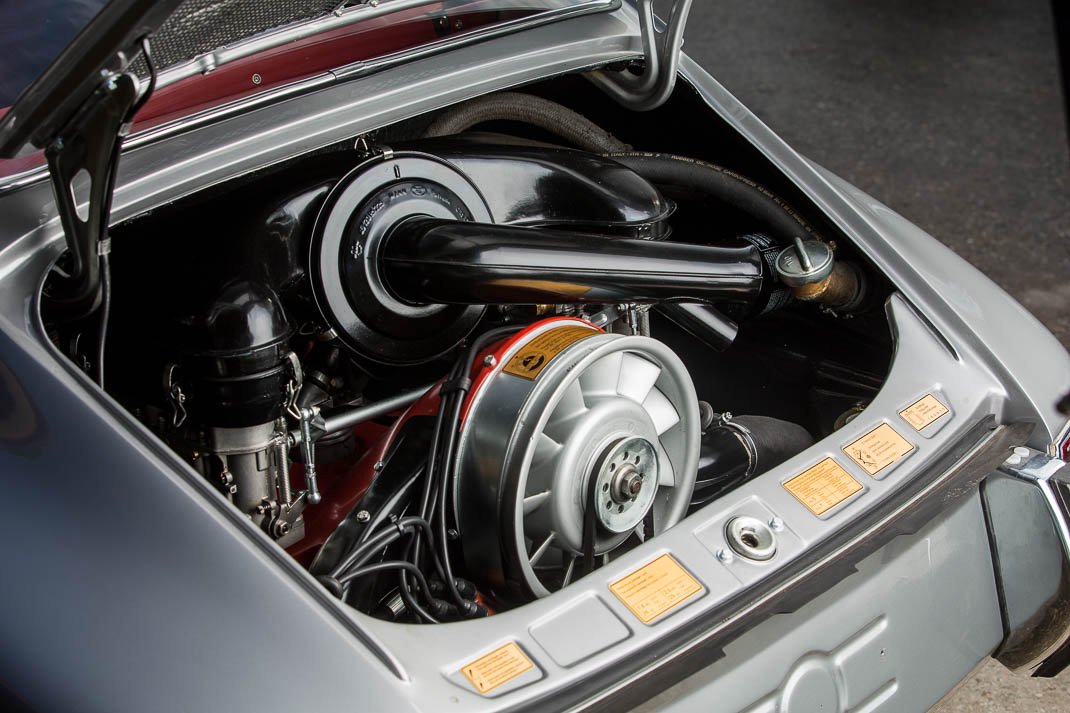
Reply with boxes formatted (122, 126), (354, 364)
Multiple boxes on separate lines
(374, 460), (386, 471)
(356, 510), (371, 523)
(769, 516), (785, 532)
(483, 355), (497, 367)
(716, 548), (734, 564)
(1005, 453), (1023, 467)
(1014, 446), (1031, 458)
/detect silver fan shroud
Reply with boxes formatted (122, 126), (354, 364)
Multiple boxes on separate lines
(455, 319), (700, 600)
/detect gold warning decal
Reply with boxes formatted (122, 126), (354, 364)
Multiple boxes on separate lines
(783, 458), (863, 516)
(899, 394), (950, 431)
(503, 325), (598, 380)
(844, 423), (915, 476)
(461, 642), (534, 695)
(609, 554), (702, 624)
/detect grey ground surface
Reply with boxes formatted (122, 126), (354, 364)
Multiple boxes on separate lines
(683, 1), (1070, 710)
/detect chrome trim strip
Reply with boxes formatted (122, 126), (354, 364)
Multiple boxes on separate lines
(567, 419), (1030, 712)
(330, 0), (622, 80)
(0, 164), (49, 194)
(151, 0), (616, 92)
(124, 73), (338, 149)
(0, 0), (622, 195)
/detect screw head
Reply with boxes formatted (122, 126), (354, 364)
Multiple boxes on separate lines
(483, 355), (497, 367)
(251, 73), (262, 85)
(716, 548), (734, 564)
(374, 460), (386, 471)
(356, 510), (371, 523)
(769, 516), (785, 532)
(1005, 453), (1023, 467)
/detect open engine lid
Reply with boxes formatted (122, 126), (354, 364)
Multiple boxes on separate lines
(0, 0), (697, 160)
(0, 0), (180, 158)
(0, 0), (693, 160)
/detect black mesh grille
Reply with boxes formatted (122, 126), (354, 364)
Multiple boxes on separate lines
(143, 0), (342, 70)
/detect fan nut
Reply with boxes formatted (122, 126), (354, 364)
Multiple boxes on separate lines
(611, 464), (645, 503)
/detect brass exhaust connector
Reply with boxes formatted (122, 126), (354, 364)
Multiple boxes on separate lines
(775, 237), (866, 312)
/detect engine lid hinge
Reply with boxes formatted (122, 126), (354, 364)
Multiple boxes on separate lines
(44, 72), (137, 319)
(43, 38), (155, 321)
(588, 0), (694, 111)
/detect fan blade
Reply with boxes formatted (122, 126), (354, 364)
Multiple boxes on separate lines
(523, 490), (551, 514)
(579, 352), (623, 401)
(658, 455), (676, 487)
(529, 532), (556, 567)
(617, 353), (661, 403)
(562, 555), (578, 586)
(532, 432), (562, 469)
(544, 380), (587, 441)
(643, 387), (680, 435)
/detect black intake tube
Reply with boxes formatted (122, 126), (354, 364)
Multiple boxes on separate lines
(692, 415), (815, 509)
(380, 218), (765, 306)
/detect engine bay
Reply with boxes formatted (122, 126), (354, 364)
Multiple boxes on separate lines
(43, 89), (893, 624)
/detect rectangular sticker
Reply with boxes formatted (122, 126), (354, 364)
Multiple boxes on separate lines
(609, 553), (702, 624)
(843, 423), (915, 476)
(899, 394), (950, 431)
(503, 325), (598, 380)
(461, 642), (534, 695)
(783, 458), (863, 516)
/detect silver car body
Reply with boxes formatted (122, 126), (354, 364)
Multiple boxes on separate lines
(1, 4), (1068, 712)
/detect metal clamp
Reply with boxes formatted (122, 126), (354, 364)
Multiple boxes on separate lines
(588, 0), (694, 111)
(163, 363), (187, 427)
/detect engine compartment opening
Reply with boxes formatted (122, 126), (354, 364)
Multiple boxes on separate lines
(39, 78), (893, 625)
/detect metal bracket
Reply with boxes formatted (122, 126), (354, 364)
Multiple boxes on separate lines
(588, 0), (694, 111)
(44, 72), (140, 319)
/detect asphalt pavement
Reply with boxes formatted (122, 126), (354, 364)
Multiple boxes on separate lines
(682, 1), (1070, 710)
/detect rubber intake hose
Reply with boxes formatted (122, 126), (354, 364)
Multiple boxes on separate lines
(606, 153), (819, 245)
(379, 218), (765, 306)
(423, 92), (631, 153)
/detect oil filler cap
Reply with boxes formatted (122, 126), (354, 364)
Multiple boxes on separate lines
(774, 237), (834, 287)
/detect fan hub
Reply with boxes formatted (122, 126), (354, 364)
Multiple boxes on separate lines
(593, 436), (659, 533)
